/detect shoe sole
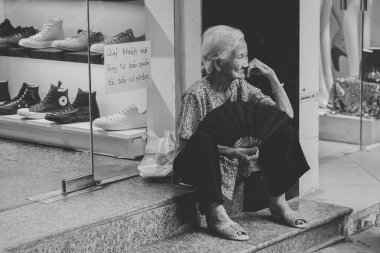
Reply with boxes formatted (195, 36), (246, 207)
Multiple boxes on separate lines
(17, 110), (46, 119)
(52, 43), (87, 52)
(46, 115), (98, 124)
(19, 40), (54, 49)
(93, 120), (147, 131)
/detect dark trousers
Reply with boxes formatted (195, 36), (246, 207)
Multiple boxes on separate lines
(173, 124), (310, 213)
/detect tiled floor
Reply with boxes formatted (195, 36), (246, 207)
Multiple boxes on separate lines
(305, 140), (380, 212)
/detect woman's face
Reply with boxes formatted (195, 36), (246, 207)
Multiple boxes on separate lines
(220, 39), (249, 80)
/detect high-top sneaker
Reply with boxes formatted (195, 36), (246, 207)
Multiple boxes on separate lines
(2, 26), (37, 45)
(18, 17), (65, 49)
(0, 19), (14, 37)
(52, 29), (104, 51)
(0, 80), (11, 105)
(93, 104), (147, 131)
(17, 81), (70, 119)
(0, 26), (21, 45)
(45, 88), (100, 124)
(0, 83), (41, 115)
(90, 28), (145, 54)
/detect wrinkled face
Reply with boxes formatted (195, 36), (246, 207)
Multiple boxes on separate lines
(220, 39), (249, 80)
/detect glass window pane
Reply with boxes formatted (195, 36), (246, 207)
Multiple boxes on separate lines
(0, 0), (92, 210)
(88, 0), (148, 182)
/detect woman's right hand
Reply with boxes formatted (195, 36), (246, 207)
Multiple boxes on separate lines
(234, 147), (259, 163)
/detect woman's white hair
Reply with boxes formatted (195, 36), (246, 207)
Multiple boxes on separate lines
(201, 25), (245, 75)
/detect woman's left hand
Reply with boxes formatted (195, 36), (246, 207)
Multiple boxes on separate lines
(246, 58), (274, 79)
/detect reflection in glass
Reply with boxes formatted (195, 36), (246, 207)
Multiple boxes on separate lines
(0, 0), (93, 209)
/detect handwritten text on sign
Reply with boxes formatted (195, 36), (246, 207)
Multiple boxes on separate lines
(104, 40), (151, 93)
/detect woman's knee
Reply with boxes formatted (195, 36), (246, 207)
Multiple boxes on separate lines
(188, 131), (216, 147)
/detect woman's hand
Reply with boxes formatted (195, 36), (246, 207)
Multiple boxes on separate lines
(246, 58), (274, 79)
(234, 147), (259, 163)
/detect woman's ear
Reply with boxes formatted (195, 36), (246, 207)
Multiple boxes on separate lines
(213, 60), (222, 72)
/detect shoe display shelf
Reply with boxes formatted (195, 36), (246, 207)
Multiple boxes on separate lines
(0, 114), (147, 159)
(0, 46), (104, 65)
(319, 112), (380, 145)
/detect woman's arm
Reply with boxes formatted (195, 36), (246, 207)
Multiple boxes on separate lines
(247, 58), (294, 118)
(267, 70), (294, 118)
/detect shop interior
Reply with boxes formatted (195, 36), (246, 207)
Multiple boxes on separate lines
(319, 0), (380, 149)
(0, 0), (150, 211)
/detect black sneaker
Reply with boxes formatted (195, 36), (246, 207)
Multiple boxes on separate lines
(17, 81), (70, 119)
(0, 83), (41, 115)
(0, 80), (11, 105)
(0, 19), (15, 37)
(45, 88), (100, 124)
(0, 26), (37, 45)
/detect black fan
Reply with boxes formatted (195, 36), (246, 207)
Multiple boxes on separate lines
(196, 101), (291, 148)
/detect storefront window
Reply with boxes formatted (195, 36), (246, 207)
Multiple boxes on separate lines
(319, 0), (380, 148)
(88, 0), (148, 183)
(0, 0), (150, 210)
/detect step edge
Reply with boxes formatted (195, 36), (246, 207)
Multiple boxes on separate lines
(4, 191), (197, 251)
(134, 206), (352, 253)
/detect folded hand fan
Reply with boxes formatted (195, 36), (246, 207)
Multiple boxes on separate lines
(196, 101), (290, 148)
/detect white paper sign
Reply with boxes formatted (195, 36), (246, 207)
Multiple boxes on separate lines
(104, 40), (151, 94)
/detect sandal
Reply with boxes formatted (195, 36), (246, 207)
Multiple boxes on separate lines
(270, 209), (308, 229)
(207, 220), (249, 241)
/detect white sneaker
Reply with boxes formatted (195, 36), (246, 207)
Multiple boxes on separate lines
(52, 30), (104, 51)
(18, 17), (65, 49)
(93, 104), (147, 131)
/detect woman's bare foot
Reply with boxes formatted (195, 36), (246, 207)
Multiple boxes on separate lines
(205, 203), (249, 240)
(269, 194), (307, 228)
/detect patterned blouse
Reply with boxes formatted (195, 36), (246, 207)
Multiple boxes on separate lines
(176, 77), (275, 199)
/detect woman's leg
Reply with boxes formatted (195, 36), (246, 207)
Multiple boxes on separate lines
(173, 131), (248, 240)
(258, 124), (310, 226)
(175, 131), (224, 213)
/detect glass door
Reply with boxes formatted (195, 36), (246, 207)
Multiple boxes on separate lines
(0, 0), (93, 208)
(88, 0), (148, 184)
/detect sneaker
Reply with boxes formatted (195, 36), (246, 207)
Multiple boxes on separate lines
(0, 80), (11, 105)
(18, 17), (65, 49)
(90, 28), (145, 54)
(0, 19), (15, 37)
(17, 81), (70, 119)
(45, 88), (100, 124)
(93, 105), (147, 131)
(52, 29), (104, 51)
(0, 83), (41, 115)
(3, 26), (37, 45)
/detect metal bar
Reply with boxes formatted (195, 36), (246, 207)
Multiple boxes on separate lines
(62, 174), (95, 194)
(86, 0), (95, 175)
(359, 6), (366, 150)
(41, 186), (102, 204)
(340, 0), (347, 10)
(96, 174), (139, 186)
(361, 0), (368, 11)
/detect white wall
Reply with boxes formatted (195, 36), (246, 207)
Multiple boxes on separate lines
(299, 0), (321, 196)
(1, 0), (147, 116)
(145, 0), (176, 137)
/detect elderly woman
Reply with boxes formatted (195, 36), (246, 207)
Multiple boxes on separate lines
(174, 25), (310, 241)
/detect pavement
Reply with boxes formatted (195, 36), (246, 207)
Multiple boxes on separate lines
(316, 225), (380, 252)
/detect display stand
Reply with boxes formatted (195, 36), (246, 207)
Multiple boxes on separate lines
(0, 115), (146, 159)
(319, 112), (380, 145)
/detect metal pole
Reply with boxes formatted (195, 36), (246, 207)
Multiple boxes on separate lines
(86, 0), (95, 175)
(359, 0), (368, 150)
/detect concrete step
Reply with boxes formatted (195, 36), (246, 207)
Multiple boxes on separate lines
(131, 199), (352, 253)
(0, 177), (198, 253)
